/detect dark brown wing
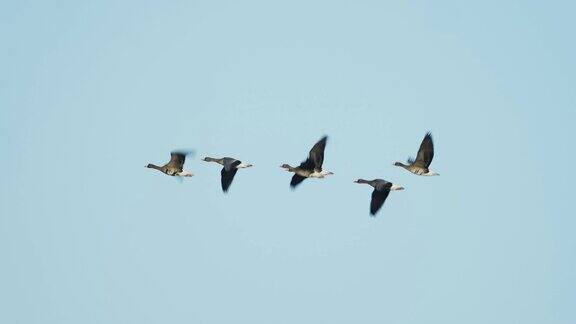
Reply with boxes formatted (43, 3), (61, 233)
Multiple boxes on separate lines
(221, 167), (239, 192)
(166, 151), (187, 171)
(308, 136), (327, 171)
(290, 174), (307, 188)
(370, 189), (390, 216)
(224, 158), (241, 172)
(298, 158), (315, 171)
(297, 136), (328, 171)
(413, 132), (434, 168)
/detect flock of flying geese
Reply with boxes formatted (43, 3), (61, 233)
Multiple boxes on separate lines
(146, 132), (438, 216)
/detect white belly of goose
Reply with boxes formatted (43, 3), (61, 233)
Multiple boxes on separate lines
(177, 170), (194, 177)
(309, 170), (334, 178)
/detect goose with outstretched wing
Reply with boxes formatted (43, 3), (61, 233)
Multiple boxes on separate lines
(280, 136), (333, 189)
(354, 179), (404, 216)
(394, 132), (439, 176)
(203, 156), (253, 193)
(146, 151), (194, 177)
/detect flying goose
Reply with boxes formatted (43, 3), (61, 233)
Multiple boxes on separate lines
(202, 157), (253, 192)
(146, 151), (194, 177)
(394, 132), (439, 176)
(354, 179), (404, 216)
(281, 136), (334, 188)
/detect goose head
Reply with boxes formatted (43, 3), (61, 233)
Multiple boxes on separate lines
(280, 164), (292, 170)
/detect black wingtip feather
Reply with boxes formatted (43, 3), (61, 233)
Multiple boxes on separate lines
(290, 174), (306, 189)
(220, 167), (238, 193)
(171, 149), (195, 157)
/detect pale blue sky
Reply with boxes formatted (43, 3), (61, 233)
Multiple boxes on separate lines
(1, 1), (575, 323)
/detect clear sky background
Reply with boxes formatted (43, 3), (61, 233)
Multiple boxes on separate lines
(1, 1), (575, 323)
